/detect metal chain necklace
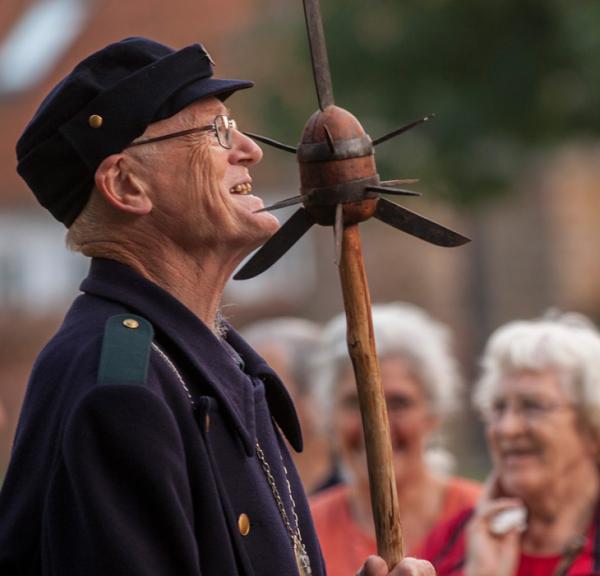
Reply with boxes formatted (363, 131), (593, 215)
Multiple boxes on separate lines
(255, 440), (312, 576)
(151, 344), (195, 406)
(152, 342), (312, 576)
(552, 534), (586, 576)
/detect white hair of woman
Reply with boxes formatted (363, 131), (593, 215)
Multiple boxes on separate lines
(314, 301), (463, 430)
(473, 310), (600, 441)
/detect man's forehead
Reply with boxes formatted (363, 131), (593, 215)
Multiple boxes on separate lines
(184, 97), (230, 120)
(145, 97), (230, 134)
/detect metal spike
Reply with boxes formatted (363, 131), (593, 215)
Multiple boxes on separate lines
(303, 0), (335, 110)
(372, 113), (436, 147)
(380, 179), (420, 186)
(233, 208), (314, 280)
(334, 203), (343, 266)
(254, 195), (305, 213)
(373, 197), (469, 247)
(366, 186), (421, 197)
(243, 131), (297, 154)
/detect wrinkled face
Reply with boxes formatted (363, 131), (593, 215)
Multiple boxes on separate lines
(485, 369), (598, 500)
(129, 97), (279, 255)
(333, 355), (437, 491)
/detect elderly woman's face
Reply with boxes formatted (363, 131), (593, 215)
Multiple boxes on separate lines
(485, 369), (598, 499)
(135, 97), (279, 252)
(334, 355), (437, 490)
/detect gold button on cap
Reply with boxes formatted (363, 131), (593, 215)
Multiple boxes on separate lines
(238, 513), (250, 536)
(122, 318), (140, 329)
(88, 114), (103, 128)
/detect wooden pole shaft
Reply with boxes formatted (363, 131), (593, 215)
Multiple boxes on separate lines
(338, 223), (404, 568)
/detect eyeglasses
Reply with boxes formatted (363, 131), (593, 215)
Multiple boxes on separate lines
(126, 114), (238, 150)
(481, 395), (573, 424)
(339, 392), (419, 414)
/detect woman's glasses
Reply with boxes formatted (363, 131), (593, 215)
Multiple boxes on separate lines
(482, 395), (573, 424)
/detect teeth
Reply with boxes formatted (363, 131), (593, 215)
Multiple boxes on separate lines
(230, 182), (252, 195)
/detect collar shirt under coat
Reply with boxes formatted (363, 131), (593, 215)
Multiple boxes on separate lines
(0, 257), (325, 576)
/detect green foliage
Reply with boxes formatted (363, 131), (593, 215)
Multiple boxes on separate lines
(244, 0), (600, 207)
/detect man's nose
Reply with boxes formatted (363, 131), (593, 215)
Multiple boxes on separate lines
(230, 130), (263, 166)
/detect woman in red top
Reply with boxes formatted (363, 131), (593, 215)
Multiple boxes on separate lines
(420, 312), (600, 575)
(310, 303), (481, 576)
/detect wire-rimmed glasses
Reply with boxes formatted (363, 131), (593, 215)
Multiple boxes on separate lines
(481, 395), (574, 425)
(126, 114), (237, 150)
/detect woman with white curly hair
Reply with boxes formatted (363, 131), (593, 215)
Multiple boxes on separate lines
(310, 303), (480, 576)
(421, 312), (600, 575)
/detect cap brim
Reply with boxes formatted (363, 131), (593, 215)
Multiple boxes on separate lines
(154, 77), (254, 122)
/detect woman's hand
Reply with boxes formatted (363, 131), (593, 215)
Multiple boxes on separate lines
(464, 475), (524, 576)
(357, 555), (436, 576)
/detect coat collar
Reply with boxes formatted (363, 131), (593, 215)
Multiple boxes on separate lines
(80, 257), (303, 454)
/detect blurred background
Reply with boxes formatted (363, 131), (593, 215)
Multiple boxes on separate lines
(1, 0), (600, 481)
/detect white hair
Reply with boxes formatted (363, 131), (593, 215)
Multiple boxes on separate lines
(474, 311), (600, 439)
(313, 302), (463, 422)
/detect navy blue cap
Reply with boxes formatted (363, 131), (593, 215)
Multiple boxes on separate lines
(16, 37), (253, 226)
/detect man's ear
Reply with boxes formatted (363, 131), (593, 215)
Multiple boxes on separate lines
(94, 154), (152, 215)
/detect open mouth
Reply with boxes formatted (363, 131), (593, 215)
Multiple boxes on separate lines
(500, 448), (539, 462)
(230, 183), (252, 195)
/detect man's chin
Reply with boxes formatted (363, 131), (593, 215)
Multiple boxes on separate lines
(237, 216), (280, 255)
(252, 212), (280, 240)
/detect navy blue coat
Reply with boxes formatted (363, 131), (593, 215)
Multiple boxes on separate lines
(0, 258), (325, 576)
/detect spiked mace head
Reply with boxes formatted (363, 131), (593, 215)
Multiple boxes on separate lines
(298, 105), (379, 226)
(234, 105), (467, 281)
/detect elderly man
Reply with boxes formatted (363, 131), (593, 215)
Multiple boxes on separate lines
(0, 38), (434, 576)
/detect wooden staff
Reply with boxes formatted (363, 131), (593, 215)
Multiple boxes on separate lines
(300, 8), (404, 558)
(236, 1), (468, 565)
(338, 223), (404, 566)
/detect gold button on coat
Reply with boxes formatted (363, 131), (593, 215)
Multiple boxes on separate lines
(122, 318), (139, 329)
(238, 513), (250, 536)
(88, 114), (103, 128)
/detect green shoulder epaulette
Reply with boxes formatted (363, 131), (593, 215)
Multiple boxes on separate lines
(98, 314), (154, 385)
